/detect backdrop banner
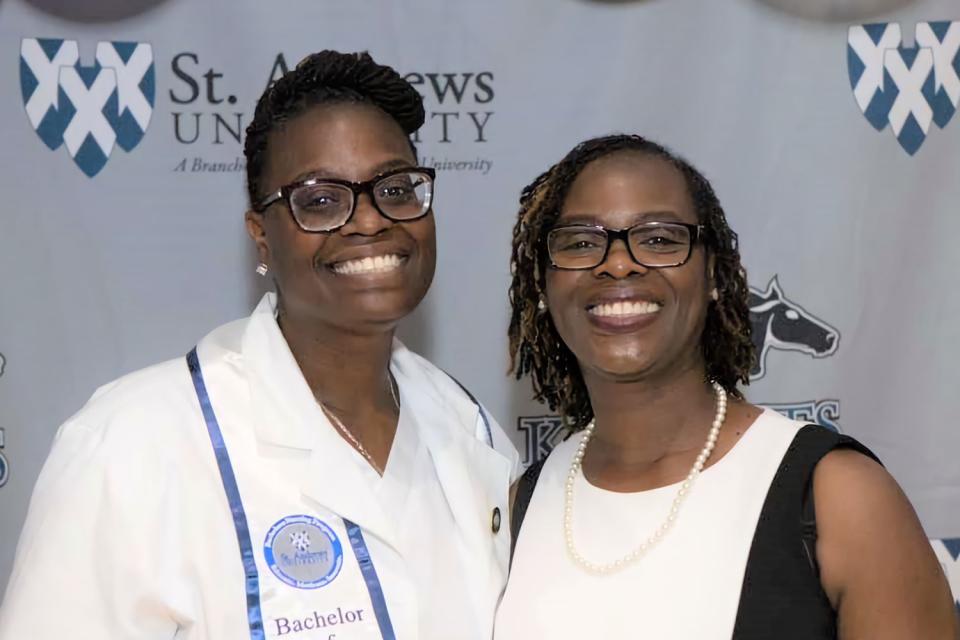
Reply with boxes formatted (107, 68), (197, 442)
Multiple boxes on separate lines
(0, 0), (957, 610)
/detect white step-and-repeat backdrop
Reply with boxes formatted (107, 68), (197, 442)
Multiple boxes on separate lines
(0, 0), (957, 608)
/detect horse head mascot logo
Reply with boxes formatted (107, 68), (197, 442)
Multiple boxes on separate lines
(748, 277), (840, 380)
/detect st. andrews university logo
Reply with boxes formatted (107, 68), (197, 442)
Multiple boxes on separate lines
(20, 38), (155, 177)
(931, 538), (960, 614)
(847, 21), (960, 155)
(749, 276), (839, 381)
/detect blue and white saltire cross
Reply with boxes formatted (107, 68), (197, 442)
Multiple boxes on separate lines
(930, 538), (960, 616)
(847, 22), (960, 155)
(19, 38), (155, 177)
(916, 21), (960, 129)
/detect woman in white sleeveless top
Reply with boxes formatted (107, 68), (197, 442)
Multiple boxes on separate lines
(495, 134), (957, 639)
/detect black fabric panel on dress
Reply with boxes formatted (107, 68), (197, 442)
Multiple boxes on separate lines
(732, 424), (881, 639)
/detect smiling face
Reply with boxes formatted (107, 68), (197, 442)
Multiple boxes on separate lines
(245, 102), (436, 333)
(544, 151), (714, 382)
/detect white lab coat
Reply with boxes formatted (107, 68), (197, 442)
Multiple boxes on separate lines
(0, 294), (519, 639)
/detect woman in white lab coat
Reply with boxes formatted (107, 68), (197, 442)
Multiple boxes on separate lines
(0, 50), (518, 640)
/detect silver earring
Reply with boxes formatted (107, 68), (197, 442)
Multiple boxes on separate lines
(710, 288), (719, 301)
(255, 262), (268, 276)
(537, 296), (548, 313)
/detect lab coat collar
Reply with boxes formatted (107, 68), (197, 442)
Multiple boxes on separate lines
(238, 293), (397, 549)
(233, 293), (512, 561)
(240, 293), (317, 451)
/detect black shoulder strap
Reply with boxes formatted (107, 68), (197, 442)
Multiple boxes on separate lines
(732, 424), (881, 639)
(510, 458), (546, 564)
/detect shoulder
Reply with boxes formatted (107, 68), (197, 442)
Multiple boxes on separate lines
(27, 318), (255, 517)
(714, 405), (803, 465)
(812, 437), (900, 536)
(23, 358), (199, 524)
(812, 436), (958, 635)
(721, 405), (807, 453)
(813, 441), (888, 491)
(390, 340), (466, 404)
(813, 441), (913, 565)
(54, 315), (249, 461)
(391, 340), (491, 428)
(392, 341), (522, 474)
(71, 356), (195, 436)
(747, 405), (806, 439)
(76, 314), (247, 434)
(34, 357), (199, 497)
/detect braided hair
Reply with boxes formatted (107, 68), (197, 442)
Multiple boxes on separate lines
(244, 50), (425, 207)
(508, 134), (755, 429)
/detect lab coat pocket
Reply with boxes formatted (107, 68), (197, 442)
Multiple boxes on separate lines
(256, 511), (388, 639)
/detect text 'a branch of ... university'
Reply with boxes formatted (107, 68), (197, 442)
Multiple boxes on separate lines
(173, 157), (246, 173)
(419, 156), (493, 175)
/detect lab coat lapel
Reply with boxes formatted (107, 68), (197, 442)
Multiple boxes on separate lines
(241, 294), (398, 551)
(298, 435), (398, 553)
(391, 345), (513, 581)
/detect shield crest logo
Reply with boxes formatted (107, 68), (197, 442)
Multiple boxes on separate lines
(19, 38), (155, 177)
(930, 538), (960, 615)
(847, 21), (960, 155)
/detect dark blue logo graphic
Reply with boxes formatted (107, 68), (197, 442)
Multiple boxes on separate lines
(519, 402), (843, 465)
(749, 276), (839, 381)
(264, 515), (343, 589)
(518, 415), (566, 465)
(20, 38), (155, 177)
(762, 400), (841, 432)
(930, 538), (960, 614)
(848, 21), (960, 154)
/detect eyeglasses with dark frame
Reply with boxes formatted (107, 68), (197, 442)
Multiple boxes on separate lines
(546, 221), (705, 270)
(253, 166), (437, 233)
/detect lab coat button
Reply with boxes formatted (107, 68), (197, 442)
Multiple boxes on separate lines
(491, 507), (502, 533)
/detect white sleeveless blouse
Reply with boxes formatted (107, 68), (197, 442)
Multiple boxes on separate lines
(495, 409), (804, 640)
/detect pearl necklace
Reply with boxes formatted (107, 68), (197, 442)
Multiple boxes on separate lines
(316, 374), (399, 475)
(564, 380), (728, 574)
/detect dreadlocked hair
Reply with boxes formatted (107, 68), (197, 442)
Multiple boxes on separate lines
(244, 50), (425, 207)
(508, 134), (755, 430)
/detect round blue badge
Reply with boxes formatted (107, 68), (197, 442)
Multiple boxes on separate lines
(263, 515), (344, 589)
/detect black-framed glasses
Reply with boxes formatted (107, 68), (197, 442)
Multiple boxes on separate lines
(546, 221), (704, 270)
(254, 166), (436, 233)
